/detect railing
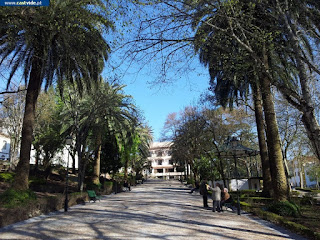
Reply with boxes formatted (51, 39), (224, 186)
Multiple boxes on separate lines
(151, 172), (183, 177)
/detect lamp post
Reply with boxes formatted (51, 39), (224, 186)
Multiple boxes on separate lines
(228, 137), (240, 215)
(229, 137), (241, 215)
(64, 136), (72, 212)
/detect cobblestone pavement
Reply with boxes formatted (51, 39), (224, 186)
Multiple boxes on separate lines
(0, 180), (307, 240)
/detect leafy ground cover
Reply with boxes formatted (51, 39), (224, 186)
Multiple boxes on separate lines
(233, 190), (320, 240)
(0, 172), (102, 227)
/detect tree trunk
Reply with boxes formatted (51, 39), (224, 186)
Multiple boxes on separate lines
(124, 160), (128, 181)
(245, 160), (251, 178)
(77, 126), (89, 192)
(252, 83), (273, 197)
(34, 146), (40, 170)
(219, 159), (227, 188)
(92, 133), (102, 185)
(11, 59), (42, 191)
(260, 74), (288, 201)
(72, 151), (76, 174)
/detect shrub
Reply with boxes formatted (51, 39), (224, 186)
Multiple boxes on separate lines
(186, 178), (194, 185)
(104, 181), (113, 188)
(267, 201), (301, 217)
(128, 175), (136, 186)
(299, 195), (317, 205)
(0, 189), (37, 208)
(86, 182), (102, 191)
(0, 172), (15, 183)
(28, 176), (46, 185)
(291, 191), (300, 197)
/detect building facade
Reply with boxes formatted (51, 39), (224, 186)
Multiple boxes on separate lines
(147, 142), (183, 180)
(0, 133), (10, 161)
(290, 156), (319, 189)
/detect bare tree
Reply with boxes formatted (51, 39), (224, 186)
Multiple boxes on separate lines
(0, 88), (26, 169)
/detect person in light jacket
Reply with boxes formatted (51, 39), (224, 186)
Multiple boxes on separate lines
(211, 183), (222, 212)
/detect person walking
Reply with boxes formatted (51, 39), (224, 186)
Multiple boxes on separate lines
(211, 183), (222, 212)
(199, 179), (209, 208)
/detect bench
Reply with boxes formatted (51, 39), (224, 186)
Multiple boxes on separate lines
(87, 190), (101, 202)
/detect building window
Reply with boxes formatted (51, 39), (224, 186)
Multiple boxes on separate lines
(169, 168), (174, 172)
(158, 160), (162, 165)
(157, 169), (163, 173)
(169, 160), (173, 165)
(157, 151), (163, 157)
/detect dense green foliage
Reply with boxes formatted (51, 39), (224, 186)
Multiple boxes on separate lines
(0, 189), (37, 208)
(267, 201), (301, 217)
(0, 172), (15, 183)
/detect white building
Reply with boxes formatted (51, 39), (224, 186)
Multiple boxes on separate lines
(0, 132), (10, 161)
(0, 132), (10, 171)
(290, 156), (319, 188)
(0, 128), (77, 170)
(147, 142), (183, 180)
(30, 147), (78, 169)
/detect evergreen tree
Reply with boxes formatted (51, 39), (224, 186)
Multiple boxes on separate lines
(0, 0), (112, 190)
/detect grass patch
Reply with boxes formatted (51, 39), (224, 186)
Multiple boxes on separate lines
(0, 189), (37, 208)
(250, 207), (319, 240)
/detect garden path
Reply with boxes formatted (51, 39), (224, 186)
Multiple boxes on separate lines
(0, 179), (307, 239)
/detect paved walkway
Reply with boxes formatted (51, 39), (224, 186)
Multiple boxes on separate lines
(0, 180), (306, 239)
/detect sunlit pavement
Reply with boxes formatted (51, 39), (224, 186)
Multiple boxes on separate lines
(0, 180), (306, 240)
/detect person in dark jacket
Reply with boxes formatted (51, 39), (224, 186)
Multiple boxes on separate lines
(199, 179), (209, 208)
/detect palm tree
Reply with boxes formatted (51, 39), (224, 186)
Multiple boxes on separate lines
(191, 1), (287, 200)
(0, 0), (112, 190)
(59, 79), (139, 190)
(89, 80), (139, 185)
(272, 0), (320, 161)
(132, 125), (153, 177)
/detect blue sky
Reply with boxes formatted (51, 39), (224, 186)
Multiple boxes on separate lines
(120, 70), (210, 141)
(0, 64), (210, 142)
(0, 63), (211, 142)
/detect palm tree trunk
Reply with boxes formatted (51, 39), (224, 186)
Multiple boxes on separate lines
(252, 82), (273, 197)
(260, 74), (288, 201)
(92, 133), (102, 185)
(77, 126), (89, 191)
(11, 59), (41, 191)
